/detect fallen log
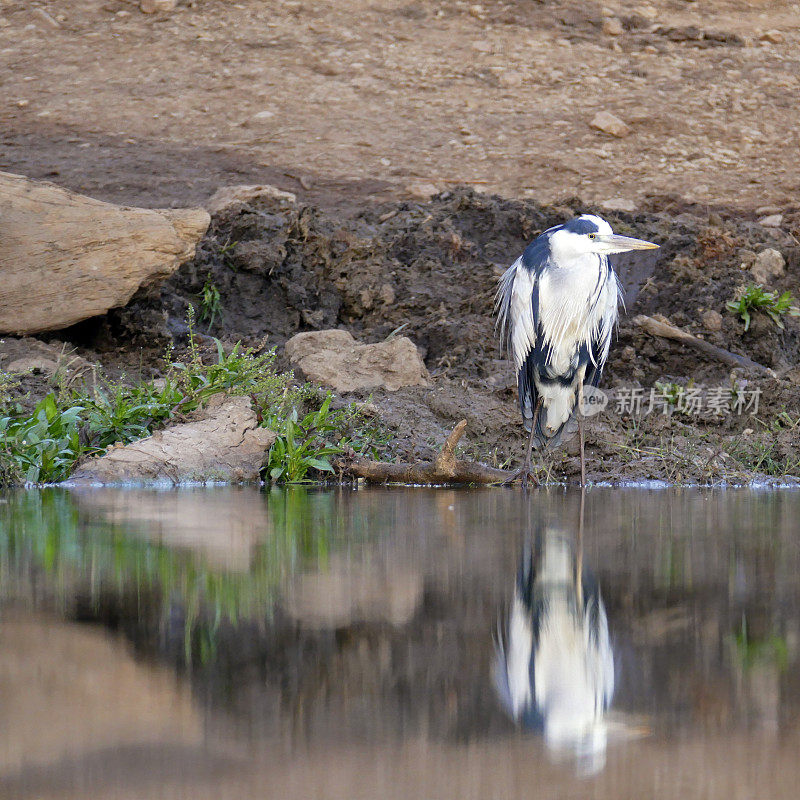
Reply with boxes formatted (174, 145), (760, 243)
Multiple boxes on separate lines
(0, 171), (210, 334)
(633, 314), (774, 376)
(338, 419), (512, 485)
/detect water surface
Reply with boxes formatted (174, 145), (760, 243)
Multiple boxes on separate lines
(2, 486), (800, 799)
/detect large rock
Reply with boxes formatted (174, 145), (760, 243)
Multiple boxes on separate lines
(284, 329), (430, 392)
(0, 171), (210, 334)
(67, 395), (275, 485)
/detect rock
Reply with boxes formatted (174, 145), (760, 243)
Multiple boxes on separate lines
(405, 182), (438, 201)
(760, 30), (784, 44)
(284, 330), (430, 393)
(701, 309), (723, 332)
(204, 184), (296, 214)
(68, 395), (275, 485)
(602, 17), (624, 35)
(755, 205), (781, 216)
(758, 213), (783, 228)
(379, 283), (395, 305)
(5, 357), (59, 375)
(0, 337), (96, 385)
(590, 110), (631, 138)
(139, 0), (177, 12)
(0, 171), (209, 335)
(750, 248), (786, 285)
(600, 197), (636, 212)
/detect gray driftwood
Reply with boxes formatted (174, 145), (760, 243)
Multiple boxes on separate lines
(633, 314), (773, 376)
(340, 420), (512, 485)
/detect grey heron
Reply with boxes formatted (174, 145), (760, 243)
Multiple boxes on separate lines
(495, 214), (659, 486)
(494, 527), (615, 775)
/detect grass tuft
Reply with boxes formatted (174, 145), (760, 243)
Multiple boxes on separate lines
(726, 284), (800, 331)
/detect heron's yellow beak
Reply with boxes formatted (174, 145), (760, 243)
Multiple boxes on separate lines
(595, 233), (660, 254)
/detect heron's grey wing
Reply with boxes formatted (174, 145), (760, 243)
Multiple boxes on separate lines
(495, 256), (538, 370)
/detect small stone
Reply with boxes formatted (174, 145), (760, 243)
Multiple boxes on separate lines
(602, 17), (624, 35)
(600, 197), (636, 212)
(471, 40), (492, 52)
(139, 0), (177, 12)
(405, 182), (438, 200)
(760, 30), (784, 44)
(758, 213), (783, 228)
(701, 309), (723, 332)
(750, 248), (786, 284)
(498, 70), (524, 88)
(205, 184), (295, 214)
(379, 283), (395, 305)
(755, 205), (781, 216)
(590, 110), (631, 138)
(632, 5), (657, 19)
(251, 110), (275, 120)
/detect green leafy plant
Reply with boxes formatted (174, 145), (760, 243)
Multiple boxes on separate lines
(265, 395), (392, 483)
(198, 277), (223, 329)
(726, 284), (800, 331)
(0, 310), (393, 487)
(266, 396), (347, 483)
(0, 394), (84, 483)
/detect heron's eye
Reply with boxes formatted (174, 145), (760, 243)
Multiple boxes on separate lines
(587, 233), (596, 240)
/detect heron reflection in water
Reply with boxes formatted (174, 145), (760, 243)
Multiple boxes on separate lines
(494, 525), (614, 775)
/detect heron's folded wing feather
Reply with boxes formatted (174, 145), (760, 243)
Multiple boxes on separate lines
(495, 257), (539, 371)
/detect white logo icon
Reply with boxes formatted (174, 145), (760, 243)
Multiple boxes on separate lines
(580, 385), (608, 417)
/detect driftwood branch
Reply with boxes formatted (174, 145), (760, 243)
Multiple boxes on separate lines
(633, 314), (773, 376)
(338, 420), (512, 485)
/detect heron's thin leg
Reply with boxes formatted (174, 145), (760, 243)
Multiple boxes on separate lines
(575, 485), (585, 607)
(504, 397), (543, 489)
(577, 384), (586, 488)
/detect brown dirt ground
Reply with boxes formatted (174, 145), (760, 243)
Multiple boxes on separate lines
(2, 0), (800, 484)
(1, 0), (800, 212)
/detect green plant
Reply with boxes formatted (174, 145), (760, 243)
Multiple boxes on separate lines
(265, 395), (392, 483)
(266, 396), (346, 482)
(198, 277), (223, 329)
(726, 284), (800, 331)
(0, 394), (84, 483)
(0, 370), (19, 408)
(0, 313), (393, 487)
(731, 616), (789, 672)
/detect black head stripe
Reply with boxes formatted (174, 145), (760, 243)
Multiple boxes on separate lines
(561, 217), (601, 235)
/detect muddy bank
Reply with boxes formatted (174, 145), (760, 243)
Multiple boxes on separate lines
(7, 187), (800, 484)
